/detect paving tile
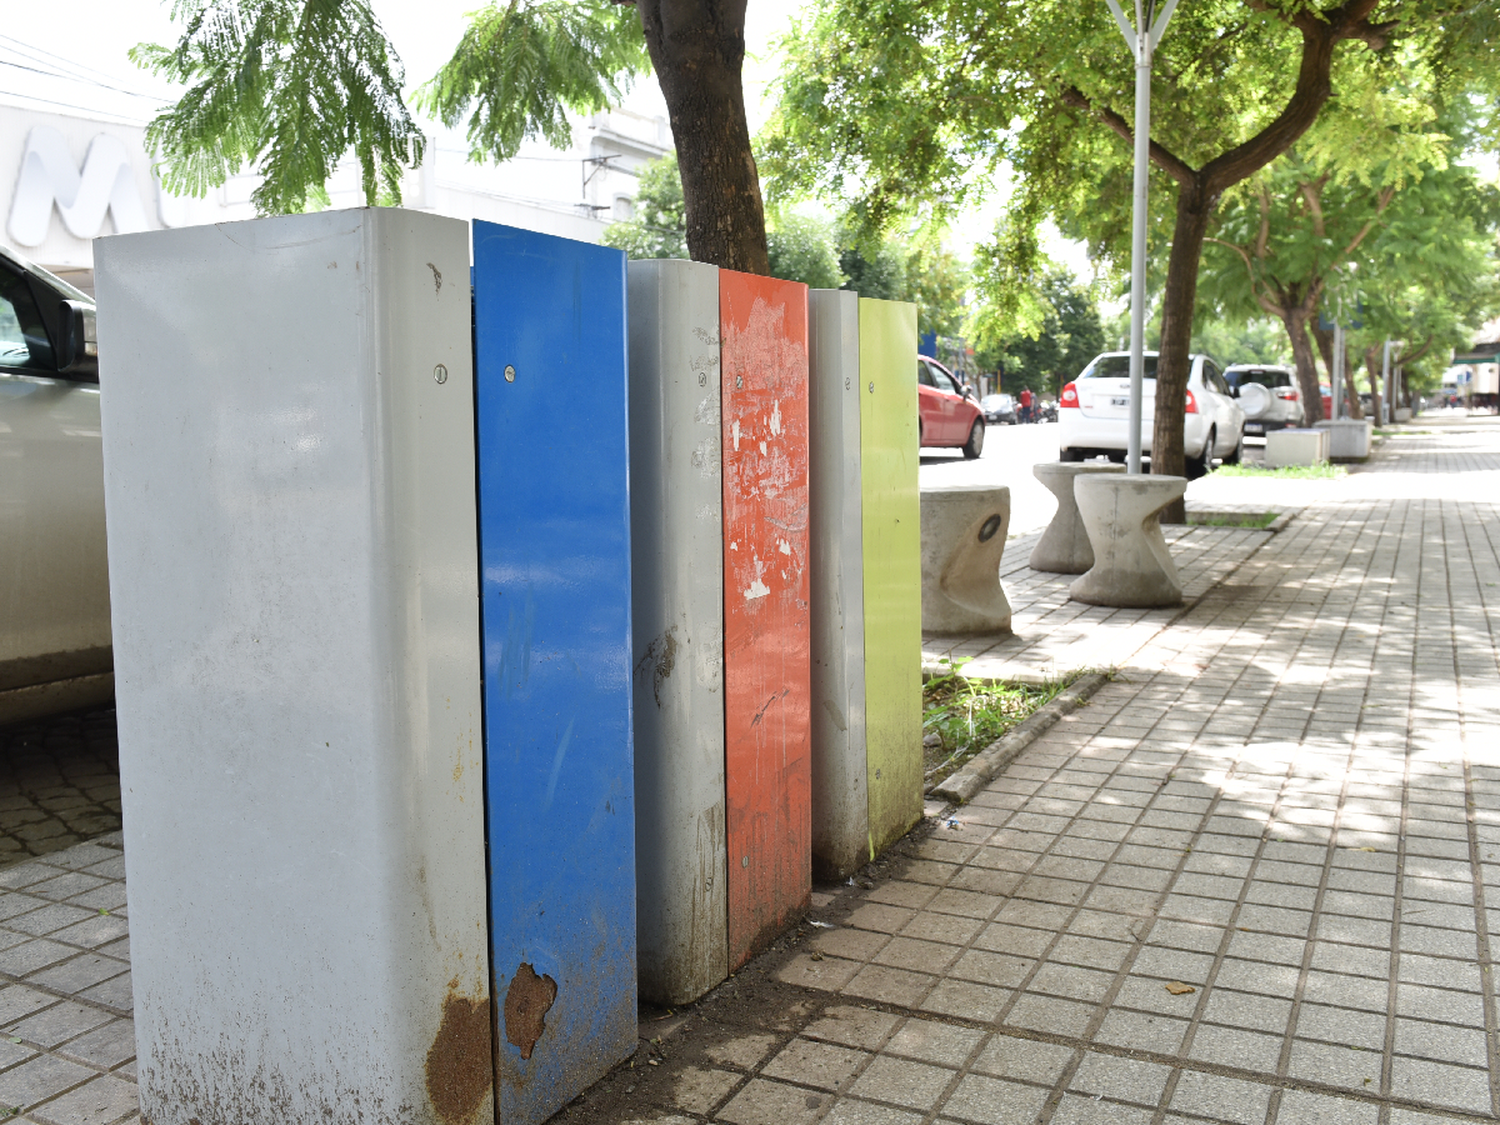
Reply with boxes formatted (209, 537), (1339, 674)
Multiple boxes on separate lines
(884, 1020), (984, 1068)
(1069, 1051), (1171, 1105)
(776, 953), (862, 992)
(668, 1066), (742, 1113)
(1273, 1088), (1380, 1124)
(1387, 1055), (1493, 1115)
(762, 1039), (867, 1092)
(949, 950), (1033, 989)
(918, 979), (1011, 1023)
(1201, 988), (1293, 1035)
(1049, 1093), (1155, 1125)
(1284, 1039), (1381, 1093)
(718, 1077), (829, 1125)
(1187, 1023), (1284, 1073)
(27, 1073), (137, 1125)
(8, 1002), (111, 1050)
(1293, 1003), (1386, 1050)
(840, 965), (933, 1008)
(847, 1056), (955, 1111)
(1166, 1070), (1273, 1125)
(811, 927), (890, 963)
(1003, 993), (1095, 1037)
(801, 1008), (900, 1053)
(0, 1052), (94, 1111)
(821, 1099), (924, 1125)
(937, 1074), (1050, 1125)
(872, 937), (961, 975)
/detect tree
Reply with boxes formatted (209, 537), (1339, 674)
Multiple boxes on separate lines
(972, 270), (1105, 396)
(765, 0), (1488, 515)
(601, 152), (688, 259)
(137, 0), (771, 271)
(1200, 118), (1500, 421)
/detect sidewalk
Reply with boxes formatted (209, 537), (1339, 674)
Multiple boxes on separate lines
(0, 418), (1496, 1124)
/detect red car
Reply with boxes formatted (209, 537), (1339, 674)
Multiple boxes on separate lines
(918, 355), (985, 459)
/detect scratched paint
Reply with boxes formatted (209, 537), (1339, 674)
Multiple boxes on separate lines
(473, 221), (637, 1124)
(858, 298), (923, 858)
(719, 270), (812, 967)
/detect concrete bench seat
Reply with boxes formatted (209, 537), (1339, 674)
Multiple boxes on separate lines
(1070, 474), (1186, 609)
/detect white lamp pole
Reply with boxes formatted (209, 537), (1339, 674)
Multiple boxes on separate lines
(1104, 0), (1179, 474)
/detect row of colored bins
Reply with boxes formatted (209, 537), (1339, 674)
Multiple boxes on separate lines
(95, 211), (921, 1125)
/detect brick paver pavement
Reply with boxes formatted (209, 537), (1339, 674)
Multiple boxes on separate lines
(0, 417), (1496, 1124)
(0, 712), (121, 868)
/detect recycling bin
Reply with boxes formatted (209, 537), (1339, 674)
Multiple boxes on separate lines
(629, 262), (812, 1002)
(471, 220), (637, 1124)
(807, 292), (922, 879)
(96, 209), (494, 1125)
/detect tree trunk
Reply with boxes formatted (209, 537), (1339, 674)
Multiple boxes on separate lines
(1364, 345), (1383, 424)
(1280, 307), (1323, 425)
(1152, 178), (1214, 523)
(637, 0), (770, 274)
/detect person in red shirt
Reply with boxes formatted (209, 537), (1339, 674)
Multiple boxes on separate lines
(1019, 386), (1033, 423)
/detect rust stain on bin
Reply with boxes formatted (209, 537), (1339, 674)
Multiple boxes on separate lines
(503, 962), (558, 1061)
(425, 982), (493, 1124)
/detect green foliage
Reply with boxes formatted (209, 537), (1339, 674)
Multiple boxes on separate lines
(766, 213), (845, 289)
(971, 270), (1104, 394)
(922, 660), (1067, 783)
(600, 152), (687, 259)
(414, 0), (650, 164)
(133, 0), (424, 214)
(764, 0), (1498, 342)
(1193, 318), (1294, 367)
(1215, 462), (1347, 479)
(839, 231), (967, 339)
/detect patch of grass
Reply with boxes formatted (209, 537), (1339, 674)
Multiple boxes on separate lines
(923, 659), (1069, 785)
(1215, 462), (1346, 479)
(1187, 510), (1280, 529)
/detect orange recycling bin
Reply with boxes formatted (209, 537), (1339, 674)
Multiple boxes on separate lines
(718, 271), (812, 968)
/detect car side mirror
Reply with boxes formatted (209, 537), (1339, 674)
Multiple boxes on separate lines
(962, 385), (975, 400)
(57, 300), (98, 379)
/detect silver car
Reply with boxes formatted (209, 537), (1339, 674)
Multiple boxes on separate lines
(1223, 364), (1305, 434)
(0, 244), (109, 725)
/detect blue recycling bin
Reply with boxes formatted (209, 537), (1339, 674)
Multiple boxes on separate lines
(471, 220), (637, 1124)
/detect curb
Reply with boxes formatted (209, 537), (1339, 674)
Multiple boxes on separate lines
(927, 672), (1110, 806)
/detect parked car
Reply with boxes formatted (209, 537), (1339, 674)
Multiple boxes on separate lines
(918, 355), (985, 459)
(1223, 363), (1304, 434)
(1058, 351), (1246, 479)
(980, 393), (1017, 425)
(0, 244), (109, 726)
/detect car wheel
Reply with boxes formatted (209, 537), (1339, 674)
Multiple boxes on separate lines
(1186, 428), (1214, 480)
(962, 419), (985, 460)
(1222, 427), (1245, 465)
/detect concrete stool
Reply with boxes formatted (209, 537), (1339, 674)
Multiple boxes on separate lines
(1030, 461), (1126, 573)
(920, 485), (1012, 634)
(1069, 475), (1186, 608)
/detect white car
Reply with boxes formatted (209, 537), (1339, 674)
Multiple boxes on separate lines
(1058, 351), (1246, 478)
(0, 244), (109, 725)
(1224, 363), (1304, 434)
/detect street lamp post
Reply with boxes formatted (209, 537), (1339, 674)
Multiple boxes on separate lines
(1104, 0), (1179, 474)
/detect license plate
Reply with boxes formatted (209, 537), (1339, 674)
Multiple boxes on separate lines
(1111, 397), (1129, 407)
(1245, 423), (1264, 433)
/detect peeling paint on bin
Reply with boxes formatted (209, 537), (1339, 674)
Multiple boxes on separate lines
(719, 271), (812, 967)
(472, 221), (637, 1124)
(627, 259), (730, 1006)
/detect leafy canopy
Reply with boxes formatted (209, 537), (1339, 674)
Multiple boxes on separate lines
(133, 0), (424, 214)
(414, 0), (651, 165)
(136, 0), (651, 215)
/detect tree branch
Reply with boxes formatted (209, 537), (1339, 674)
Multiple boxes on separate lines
(1207, 236), (1281, 317)
(1059, 86), (1196, 185)
(1201, 0), (1387, 195)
